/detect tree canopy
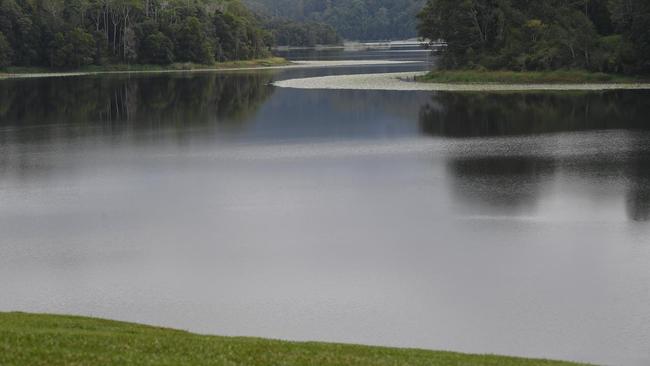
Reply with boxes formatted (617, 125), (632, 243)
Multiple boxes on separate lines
(417, 0), (650, 74)
(0, 0), (272, 69)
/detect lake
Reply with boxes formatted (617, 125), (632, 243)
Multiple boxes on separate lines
(1, 48), (649, 366)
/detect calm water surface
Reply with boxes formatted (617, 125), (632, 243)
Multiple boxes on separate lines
(1, 49), (649, 366)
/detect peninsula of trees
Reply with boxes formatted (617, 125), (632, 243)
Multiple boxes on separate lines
(418, 0), (650, 75)
(0, 0), (276, 69)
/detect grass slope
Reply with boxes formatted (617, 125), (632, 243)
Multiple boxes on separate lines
(0, 312), (587, 366)
(418, 70), (646, 84)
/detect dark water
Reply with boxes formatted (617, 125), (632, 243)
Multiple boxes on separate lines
(1, 49), (649, 366)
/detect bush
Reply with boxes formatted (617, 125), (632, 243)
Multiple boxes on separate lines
(140, 32), (174, 65)
(49, 28), (95, 69)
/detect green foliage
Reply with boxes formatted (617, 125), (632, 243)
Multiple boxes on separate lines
(174, 16), (215, 64)
(265, 19), (340, 47)
(0, 30), (12, 68)
(0, 312), (586, 366)
(609, 0), (650, 74)
(244, 0), (426, 41)
(0, 0), (272, 69)
(212, 9), (270, 62)
(417, 0), (650, 74)
(0, 0), (41, 66)
(49, 27), (95, 68)
(139, 31), (174, 65)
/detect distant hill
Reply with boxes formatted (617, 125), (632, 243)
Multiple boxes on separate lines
(243, 0), (426, 41)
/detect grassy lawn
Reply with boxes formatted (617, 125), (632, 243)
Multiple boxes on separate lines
(0, 312), (588, 366)
(0, 57), (290, 77)
(417, 70), (646, 84)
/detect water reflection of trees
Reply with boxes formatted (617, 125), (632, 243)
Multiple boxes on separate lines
(626, 146), (650, 222)
(0, 72), (275, 179)
(447, 156), (556, 213)
(419, 91), (650, 138)
(420, 91), (650, 221)
(0, 72), (275, 130)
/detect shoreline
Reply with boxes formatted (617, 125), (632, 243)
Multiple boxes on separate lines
(0, 59), (423, 80)
(418, 69), (648, 84)
(0, 58), (290, 79)
(0, 312), (586, 366)
(274, 71), (650, 91)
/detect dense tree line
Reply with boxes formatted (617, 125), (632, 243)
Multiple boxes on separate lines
(244, 0), (425, 41)
(417, 0), (650, 74)
(264, 19), (340, 47)
(0, 0), (272, 69)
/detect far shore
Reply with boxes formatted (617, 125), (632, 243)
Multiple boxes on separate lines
(418, 69), (649, 84)
(0, 58), (290, 80)
(0, 58), (423, 80)
(7, 60), (649, 93)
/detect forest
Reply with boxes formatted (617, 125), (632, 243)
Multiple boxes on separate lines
(244, 0), (426, 41)
(263, 19), (340, 47)
(0, 0), (273, 69)
(417, 0), (650, 74)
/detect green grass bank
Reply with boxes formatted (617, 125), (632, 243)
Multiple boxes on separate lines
(0, 57), (290, 78)
(0, 312), (588, 366)
(418, 70), (647, 84)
